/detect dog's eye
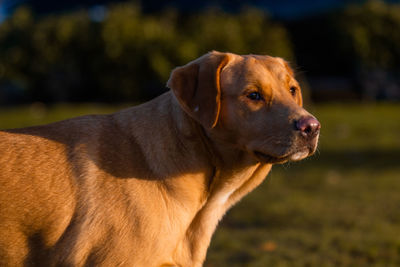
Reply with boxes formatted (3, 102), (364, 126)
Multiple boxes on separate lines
(290, 86), (297, 96)
(247, 92), (263, 101)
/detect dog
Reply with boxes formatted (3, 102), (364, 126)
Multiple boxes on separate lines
(0, 51), (320, 267)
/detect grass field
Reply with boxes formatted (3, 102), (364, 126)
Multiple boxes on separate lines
(1, 103), (400, 266)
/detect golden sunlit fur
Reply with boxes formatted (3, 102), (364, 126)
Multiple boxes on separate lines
(0, 51), (319, 266)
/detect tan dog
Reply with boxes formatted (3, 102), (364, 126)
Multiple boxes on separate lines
(0, 51), (320, 267)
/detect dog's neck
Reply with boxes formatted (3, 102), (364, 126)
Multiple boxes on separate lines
(165, 92), (272, 266)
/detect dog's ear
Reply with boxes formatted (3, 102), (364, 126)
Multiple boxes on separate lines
(167, 51), (230, 128)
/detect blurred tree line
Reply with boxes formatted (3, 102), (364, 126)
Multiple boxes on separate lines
(337, 0), (400, 100)
(0, 0), (400, 104)
(0, 3), (292, 104)
(288, 0), (400, 101)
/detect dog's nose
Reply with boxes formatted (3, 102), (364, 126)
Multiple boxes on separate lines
(295, 116), (321, 138)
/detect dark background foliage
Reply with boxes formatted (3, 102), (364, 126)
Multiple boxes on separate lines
(1, 0), (400, 105)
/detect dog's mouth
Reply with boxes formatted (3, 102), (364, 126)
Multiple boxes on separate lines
(252, 134), (319, 164)
(253, 149), (311, 164)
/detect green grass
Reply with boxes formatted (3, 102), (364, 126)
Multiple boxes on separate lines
(1, 102), (400, 266)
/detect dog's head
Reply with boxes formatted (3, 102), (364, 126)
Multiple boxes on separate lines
(167, 51), (320, 164)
